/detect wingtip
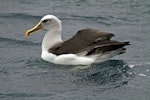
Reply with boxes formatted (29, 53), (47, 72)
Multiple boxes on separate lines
(109, 33), (115, 36)
(124, 41), (130, 45)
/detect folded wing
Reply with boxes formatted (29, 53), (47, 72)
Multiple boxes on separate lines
(49, 28), (129, 56)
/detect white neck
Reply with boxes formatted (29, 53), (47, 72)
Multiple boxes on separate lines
(42, 30), (62, 51)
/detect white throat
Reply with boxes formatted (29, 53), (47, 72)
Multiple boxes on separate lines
(42, 30), (62, 51)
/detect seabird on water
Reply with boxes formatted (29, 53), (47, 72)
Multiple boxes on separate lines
(25, 15), (129, 65)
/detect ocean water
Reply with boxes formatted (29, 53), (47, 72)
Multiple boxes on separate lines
(0, 0), (150, 100)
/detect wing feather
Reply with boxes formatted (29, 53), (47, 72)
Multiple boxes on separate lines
(49, 28), (129, 56)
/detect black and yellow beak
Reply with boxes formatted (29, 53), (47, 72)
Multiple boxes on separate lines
(25, 21), (43, 37)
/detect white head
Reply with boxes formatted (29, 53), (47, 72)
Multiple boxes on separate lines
(41, 15), (62, 31)
(26, 15), (62, 37)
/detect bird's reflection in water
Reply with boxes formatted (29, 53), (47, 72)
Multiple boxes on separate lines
(72, 60), (135, 90)
(26, 59), (135, 90)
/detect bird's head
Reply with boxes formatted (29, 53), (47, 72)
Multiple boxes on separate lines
(25, 15), (62, 37)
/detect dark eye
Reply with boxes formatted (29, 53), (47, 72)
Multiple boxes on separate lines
(42, 19), (51, 23)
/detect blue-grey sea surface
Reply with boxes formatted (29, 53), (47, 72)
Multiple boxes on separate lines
(0, 0), (150, 100)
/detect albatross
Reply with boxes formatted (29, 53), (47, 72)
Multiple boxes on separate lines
(25, 15), (129, 65)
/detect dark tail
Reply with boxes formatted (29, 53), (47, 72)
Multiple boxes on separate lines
(86, 41), (130, 56)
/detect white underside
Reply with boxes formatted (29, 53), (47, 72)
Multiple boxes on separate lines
(41, 50), (94, 65)
(41, 49), (122, 65)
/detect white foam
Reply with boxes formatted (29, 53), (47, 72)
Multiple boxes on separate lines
(138, 73), (146, 77)
(129, 64), (135, 68)
(146, 69), (149, 72)
(128, 62), (147, 69)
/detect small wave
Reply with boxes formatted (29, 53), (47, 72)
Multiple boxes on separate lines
(128, 64), (135, 69)
(70, 15), (110, 21)
(61, 15), (112, 26)
(128, 62), (150, 69)
(146, 69), (149, 72)
(73, 60), (135, 89)
(25, 58), (47, 66)
(0, 93), (51, 98)
(0, 13), (41, 19)
(60, 14), (111, 22)
(0, 37), (40, 46)
(138, 73), (146, 77)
